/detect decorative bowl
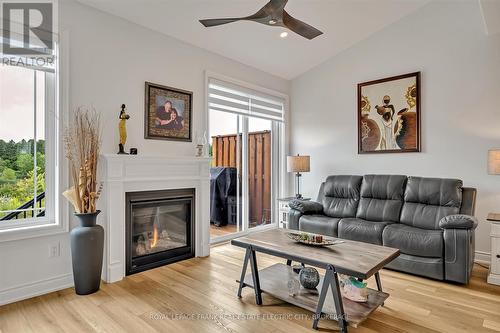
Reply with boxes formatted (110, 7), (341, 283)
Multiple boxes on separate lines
(286, 232), (344, 247)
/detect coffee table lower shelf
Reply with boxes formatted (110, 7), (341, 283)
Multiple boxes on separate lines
(240, 263), (388, 328)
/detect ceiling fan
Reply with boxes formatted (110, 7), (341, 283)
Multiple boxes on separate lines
(199, 0), (323, 40)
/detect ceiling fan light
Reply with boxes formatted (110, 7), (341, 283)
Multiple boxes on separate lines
(280, 31), (288, 38)
(268, 19), (277, 25)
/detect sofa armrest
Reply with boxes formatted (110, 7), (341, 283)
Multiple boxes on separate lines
(289, 200), (324, 214)
(288, 209), (302, 230)
(439, 214), (478, 230)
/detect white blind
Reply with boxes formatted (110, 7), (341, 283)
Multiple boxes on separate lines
(208, 78), (285, 122)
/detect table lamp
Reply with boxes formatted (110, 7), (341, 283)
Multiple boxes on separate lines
(488, 149), (500, 175)
(287, 154), (310, 199)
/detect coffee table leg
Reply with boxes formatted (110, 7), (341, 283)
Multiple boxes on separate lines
(375, 272), (383, 291)
(312, 267), (333, 329)
(249, 247), (262, 305)
(375, 271), (384, 306)
(237, 248), (251, 298)
(330, 270), (348, 333)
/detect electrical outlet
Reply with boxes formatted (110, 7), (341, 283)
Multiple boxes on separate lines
(49, 242), (60, 258)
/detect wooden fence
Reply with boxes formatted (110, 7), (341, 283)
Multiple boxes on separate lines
(211, 131), (271, 225)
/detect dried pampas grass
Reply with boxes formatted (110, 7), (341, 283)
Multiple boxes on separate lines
(63, 107), (102, 214)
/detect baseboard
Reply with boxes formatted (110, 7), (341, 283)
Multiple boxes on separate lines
(475, 250), (491, 265)
(0, 273), (73, 306)
(488, 273), (500, 285)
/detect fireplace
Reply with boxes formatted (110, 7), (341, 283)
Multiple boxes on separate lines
(125, 188), (195, 275)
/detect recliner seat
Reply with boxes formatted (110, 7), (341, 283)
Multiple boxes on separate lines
(288, 174), (478, 284)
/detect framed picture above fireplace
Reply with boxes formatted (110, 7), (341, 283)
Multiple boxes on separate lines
(357, 72), (421, 154)
(144, 82), (193, 142)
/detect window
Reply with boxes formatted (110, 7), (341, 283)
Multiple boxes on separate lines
(208, 75), (287, 242)
(0, 42), (59, 231)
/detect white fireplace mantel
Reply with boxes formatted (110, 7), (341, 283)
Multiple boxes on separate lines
(99, 154), (211, 283)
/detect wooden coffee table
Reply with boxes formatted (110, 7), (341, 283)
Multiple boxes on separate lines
(231, 229), (400, 332)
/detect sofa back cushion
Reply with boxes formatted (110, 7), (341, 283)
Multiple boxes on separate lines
(400, 176), (462, 230)
(460, 187), (477, 216)
(356, 175), (407, 222)
(319, 175), (363, 218)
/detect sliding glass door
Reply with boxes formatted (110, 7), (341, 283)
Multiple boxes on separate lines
(208, 76), (285, 242)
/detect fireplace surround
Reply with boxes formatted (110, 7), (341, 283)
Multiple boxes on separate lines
(125, 189), (195, 275)
(100, 154), (211, 283)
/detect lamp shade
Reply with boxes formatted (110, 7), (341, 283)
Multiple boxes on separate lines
(488, 149), (500, 175)
(287, 155), (310, 173)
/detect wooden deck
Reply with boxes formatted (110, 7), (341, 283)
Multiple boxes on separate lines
(211, 131), (272, 225)
(1, 243), (500, 333)
(210, 224), (238, 238)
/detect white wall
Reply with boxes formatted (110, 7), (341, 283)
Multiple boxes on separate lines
(63, 0), (289, 155)
(289, 0), (500, 256)
(0, 0), (289, 305)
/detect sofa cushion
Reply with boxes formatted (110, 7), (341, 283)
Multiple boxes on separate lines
(382, 224), (443, 258)
(356, 175), (407, 222)
(299, 215), (340, 237)
(289, 200), (323, 214)
(319, 175), (363, 218)
(460, 187), (477, 216)
(338, 218), (392, 245)
(400, 177), (462, 229)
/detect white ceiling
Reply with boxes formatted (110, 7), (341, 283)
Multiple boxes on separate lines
(76, 0), (429, 80)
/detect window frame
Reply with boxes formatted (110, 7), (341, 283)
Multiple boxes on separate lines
(0, 32), (69, 242)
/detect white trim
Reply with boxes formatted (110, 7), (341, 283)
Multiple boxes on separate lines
(488, 274), (500, 286)
(0, 216), (53, 231)
(0, 273), (73, 306)
(241, 115), (249, 232)
(58, 29), (70, 233)
(0, 221), (65, 242)
(475, 250), (490, 265)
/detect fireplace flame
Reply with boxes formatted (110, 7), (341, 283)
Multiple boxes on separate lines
(151, 224), (158, 248)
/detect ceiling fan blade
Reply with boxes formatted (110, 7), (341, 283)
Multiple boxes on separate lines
(199, 18), (242, 27)
(264, 0), (289, 12)
(282, 10), (323, 40)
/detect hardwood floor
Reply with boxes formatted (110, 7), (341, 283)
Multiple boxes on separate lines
(1, 243), (500, 333)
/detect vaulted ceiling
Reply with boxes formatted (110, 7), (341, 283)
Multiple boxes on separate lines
(77, 0), (430, 79)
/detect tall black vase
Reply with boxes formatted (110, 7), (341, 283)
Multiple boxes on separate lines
(70, 210), (104, 295)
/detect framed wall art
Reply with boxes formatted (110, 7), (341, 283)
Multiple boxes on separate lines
(145, 82), (193, 142)
(357, 72), (420, 154)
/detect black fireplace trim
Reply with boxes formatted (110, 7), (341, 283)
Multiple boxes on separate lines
(125, 188), (195, 275)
